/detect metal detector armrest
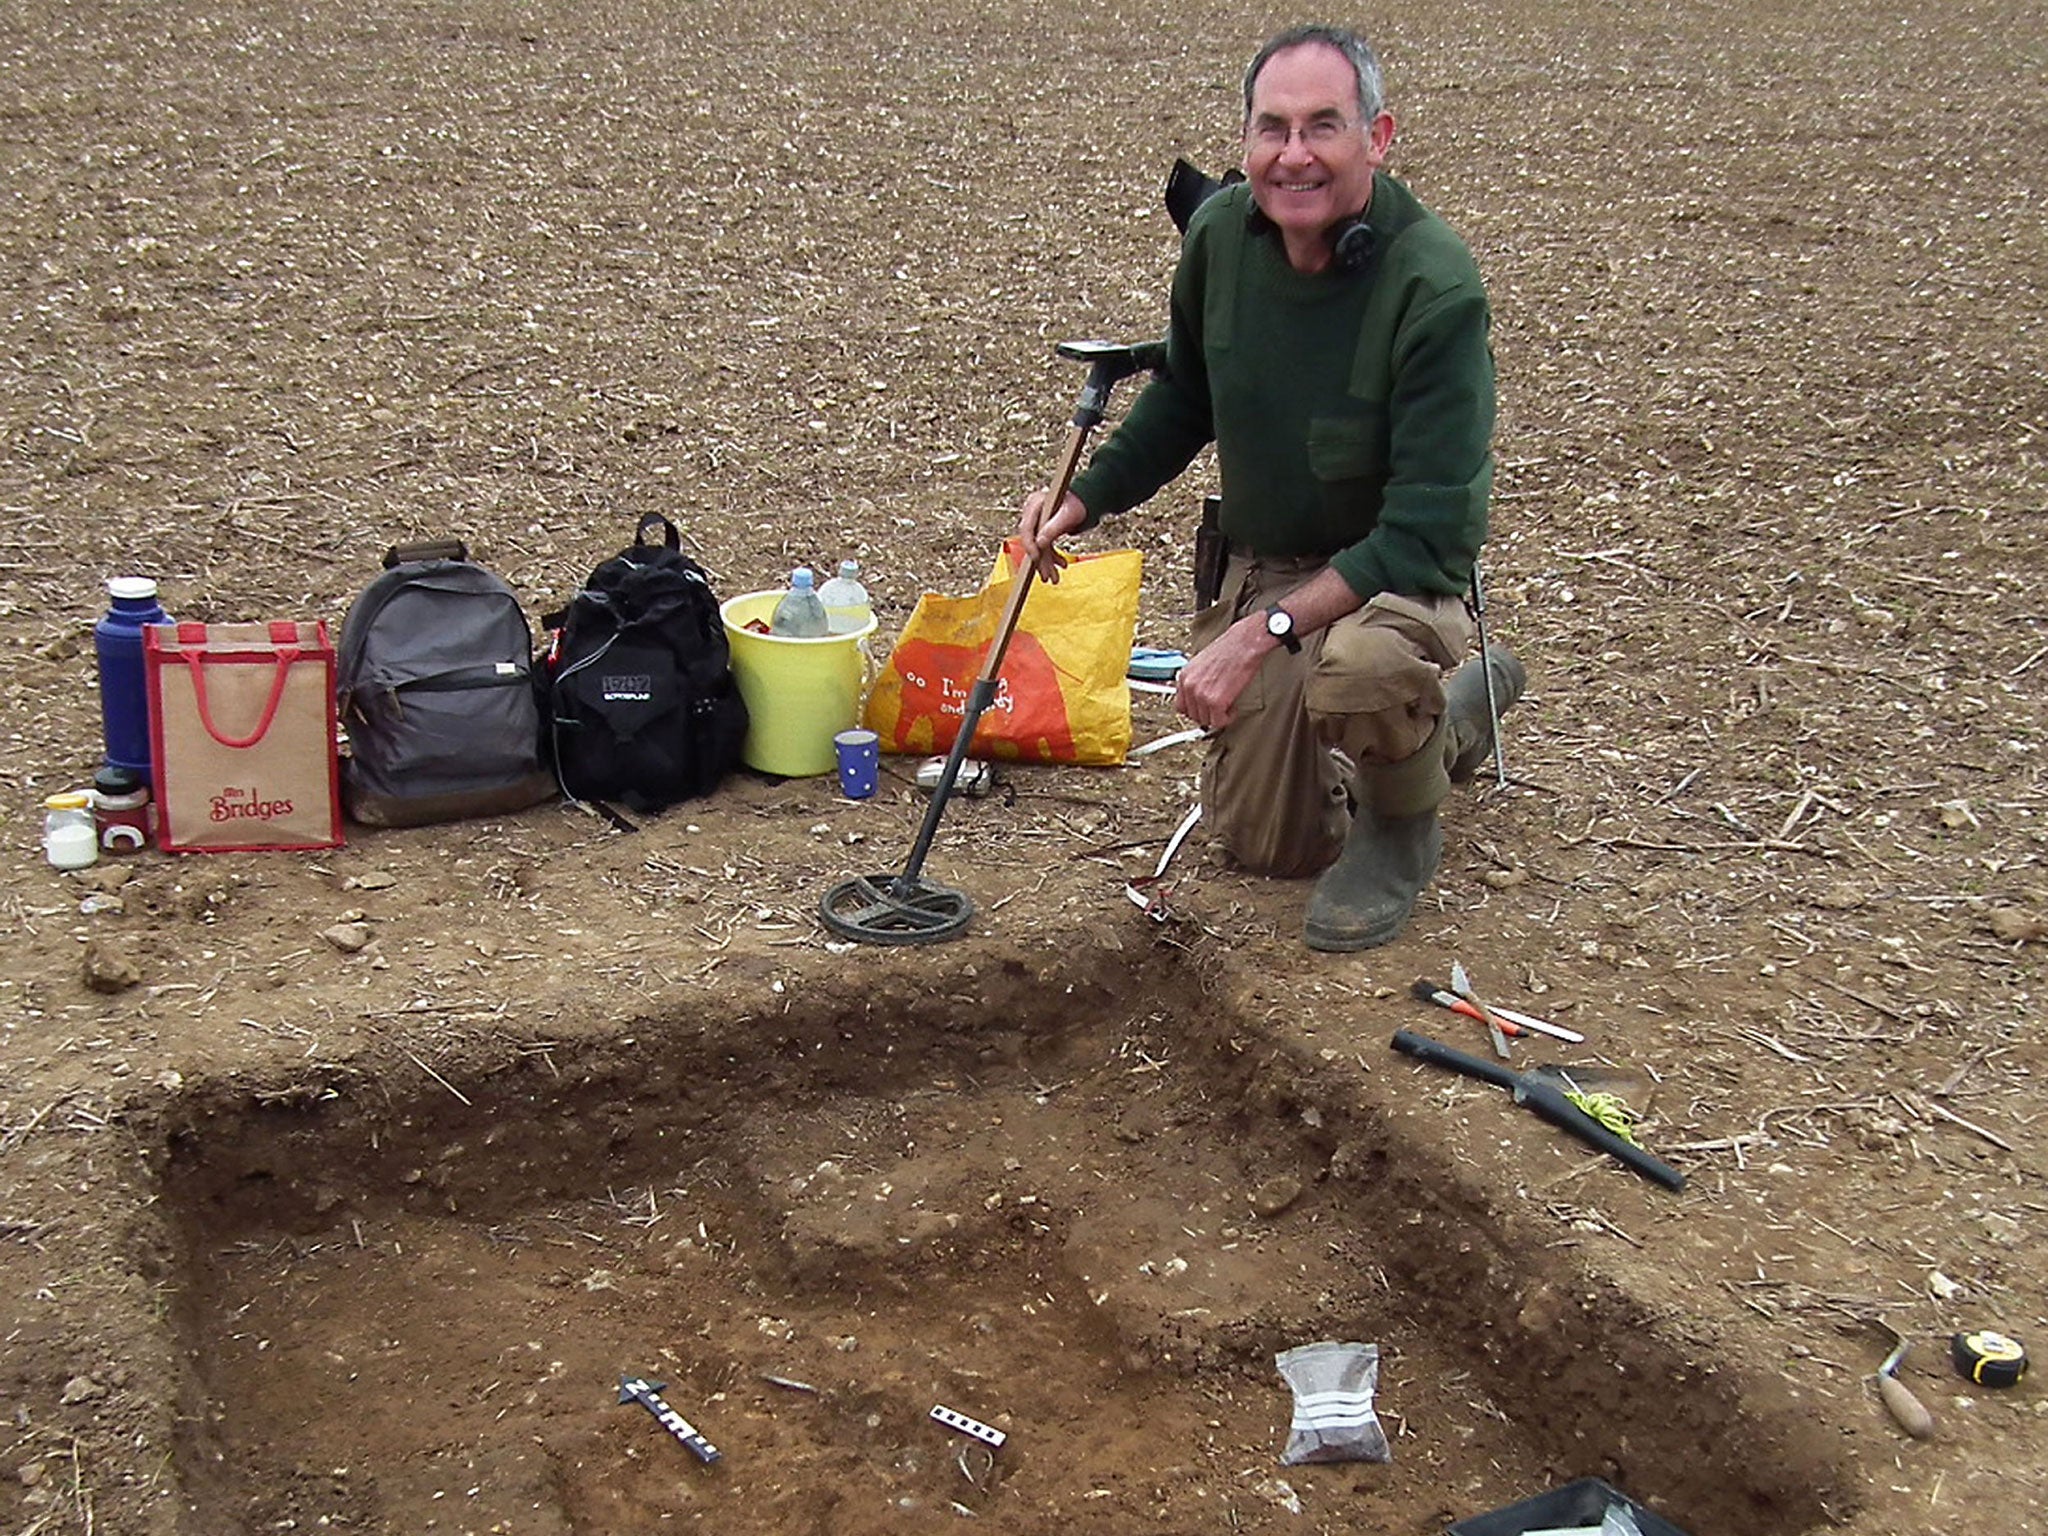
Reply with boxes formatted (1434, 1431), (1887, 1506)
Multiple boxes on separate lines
(1055, 337), (1167, 377)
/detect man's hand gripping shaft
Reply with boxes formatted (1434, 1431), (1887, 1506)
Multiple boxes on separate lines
(1013, 339), (1162, 584)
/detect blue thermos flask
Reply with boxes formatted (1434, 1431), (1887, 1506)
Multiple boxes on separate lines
(95, 577), (171, 783)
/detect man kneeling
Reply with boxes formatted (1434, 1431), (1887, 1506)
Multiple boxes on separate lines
(1017, 23), (1525, 949)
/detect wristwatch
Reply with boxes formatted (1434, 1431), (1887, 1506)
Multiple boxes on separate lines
(1262, 606), (1301, 654)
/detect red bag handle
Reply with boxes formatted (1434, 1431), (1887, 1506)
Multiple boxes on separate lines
(169, 624), (304, 750)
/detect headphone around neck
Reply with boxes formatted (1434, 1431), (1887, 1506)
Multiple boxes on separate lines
(1329, 213), (1376, 272)
(1245, 202), (1377, 273)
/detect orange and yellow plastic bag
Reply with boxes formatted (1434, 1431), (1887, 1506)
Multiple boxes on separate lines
(863, 539), (1140, 766)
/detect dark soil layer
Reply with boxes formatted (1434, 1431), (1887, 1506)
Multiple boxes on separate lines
(159, 953), (1835, 1533)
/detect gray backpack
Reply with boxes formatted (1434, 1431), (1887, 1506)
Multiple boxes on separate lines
(337, 542), (555, 827)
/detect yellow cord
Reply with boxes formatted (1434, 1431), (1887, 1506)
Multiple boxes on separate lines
(1565, 1089), (1643, 1146)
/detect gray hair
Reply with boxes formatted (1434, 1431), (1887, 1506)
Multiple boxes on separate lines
(1242, 25), (1384, 123)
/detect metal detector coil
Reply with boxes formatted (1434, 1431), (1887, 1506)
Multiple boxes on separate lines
(819, 871), (973, 944)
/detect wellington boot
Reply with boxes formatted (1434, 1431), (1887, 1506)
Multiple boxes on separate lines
(1445, 645), (1527, 784)
(1303, 720), (1451, 953)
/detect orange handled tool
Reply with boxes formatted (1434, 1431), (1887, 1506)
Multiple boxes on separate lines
(1410, 979), (1586, 1045)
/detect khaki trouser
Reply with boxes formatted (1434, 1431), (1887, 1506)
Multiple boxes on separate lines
(1192, 549), (1474, 878)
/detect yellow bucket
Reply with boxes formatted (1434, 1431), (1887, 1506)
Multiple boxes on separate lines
(720, 592), (879, 777)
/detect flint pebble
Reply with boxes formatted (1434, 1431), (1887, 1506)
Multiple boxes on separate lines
(1250, 1174), (1303, 1219)
(81, 941), (141, 993)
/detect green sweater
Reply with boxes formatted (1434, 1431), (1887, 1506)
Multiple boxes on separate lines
(1069, 173), (1494, 600)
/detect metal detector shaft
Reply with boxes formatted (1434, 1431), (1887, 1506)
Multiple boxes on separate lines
(1391, 1028), (1685, 1191)
(1469, 562), (1508, 789)
(891, 577), (1034, 888)
(891, 346), (1147, 890)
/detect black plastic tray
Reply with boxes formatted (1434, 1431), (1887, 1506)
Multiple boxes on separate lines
(1445, 1476), (1691, 1536)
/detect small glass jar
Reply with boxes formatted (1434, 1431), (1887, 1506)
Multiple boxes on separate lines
(91, 765), (152, 852)
(44, 792), (100, 870)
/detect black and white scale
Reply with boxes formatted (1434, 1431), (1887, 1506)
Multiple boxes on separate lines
(617, 1374), (1007, 1468)
(618, 1375), (721, 1464)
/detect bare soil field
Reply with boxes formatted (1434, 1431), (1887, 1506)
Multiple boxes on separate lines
(2, 0), (2044, 1532)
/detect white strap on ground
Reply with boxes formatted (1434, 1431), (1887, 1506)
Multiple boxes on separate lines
(1126, 725), (1209, 759)
(1125, 802), (1204, 919)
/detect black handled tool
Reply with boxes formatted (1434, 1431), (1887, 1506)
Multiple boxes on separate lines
(1390, 1029), (1685, 1192)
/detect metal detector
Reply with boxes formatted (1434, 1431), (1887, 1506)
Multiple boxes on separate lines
(819, 338), (1163, 945)
(1469, 560), (1510, 789)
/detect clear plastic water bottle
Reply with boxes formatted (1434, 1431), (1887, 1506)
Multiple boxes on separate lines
(770, 567), (829, 638)
(95, 576), (171, 783)
(816, 560), (872, 635)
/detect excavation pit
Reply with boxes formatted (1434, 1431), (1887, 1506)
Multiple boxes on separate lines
(159, 957), (1841, 1534)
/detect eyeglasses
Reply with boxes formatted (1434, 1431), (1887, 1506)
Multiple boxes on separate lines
(1247, 116), (1357, 149)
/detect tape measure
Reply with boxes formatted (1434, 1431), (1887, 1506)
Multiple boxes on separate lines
(1951, 1330), (2028, 1388)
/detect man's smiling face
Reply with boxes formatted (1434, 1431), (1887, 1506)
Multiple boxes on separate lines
(1242, 41), (1393, 271)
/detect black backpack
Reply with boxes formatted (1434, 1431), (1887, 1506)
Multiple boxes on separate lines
(337, 540), (556, 827)
(542, 514), (747, 813)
